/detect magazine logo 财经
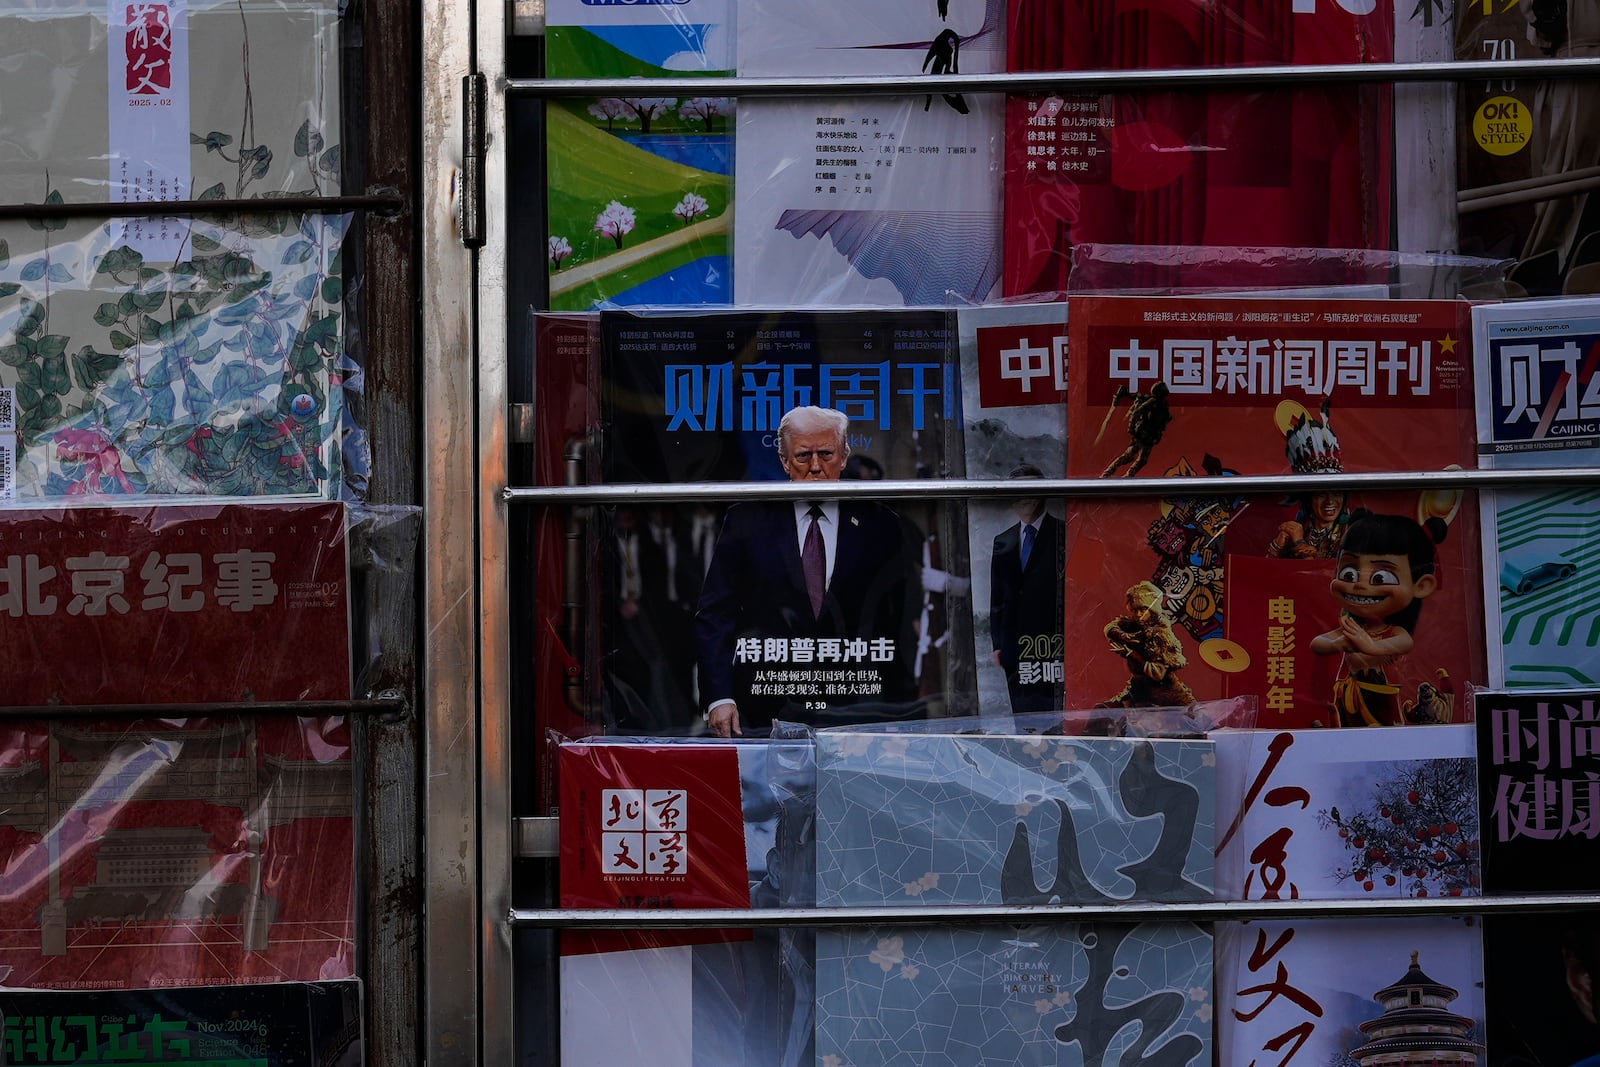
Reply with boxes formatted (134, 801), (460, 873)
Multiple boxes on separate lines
(1493, 336), (1600, 440)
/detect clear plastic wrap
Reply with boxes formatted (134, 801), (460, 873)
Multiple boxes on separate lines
(1004, 0), (1454, 297)
(1067, 244), (1517, 299)
(0, 213), (352, 504)
(816, 920), (1214, 1067)
(0, 712), (355, 988)
(812, 725), (1216, 906)
(0, 500), (351, 707)
(556, 734), (816, 1067)
(0, 0), (359, 503)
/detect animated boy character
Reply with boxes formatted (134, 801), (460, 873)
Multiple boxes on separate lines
(1101, 580), (1196, 707)
(1310, 510), (1446, 727)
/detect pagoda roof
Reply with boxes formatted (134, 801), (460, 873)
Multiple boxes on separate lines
(1373, 951), (1459, 1002)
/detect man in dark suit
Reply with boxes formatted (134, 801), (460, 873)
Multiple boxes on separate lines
(990, 464), (1064, 713)
(696, 406), (915, 736)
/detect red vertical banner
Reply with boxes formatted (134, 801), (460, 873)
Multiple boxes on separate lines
(1223, 556), (1344, 728)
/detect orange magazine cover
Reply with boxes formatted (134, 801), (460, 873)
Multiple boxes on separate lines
(1064, 295), (1486, 729)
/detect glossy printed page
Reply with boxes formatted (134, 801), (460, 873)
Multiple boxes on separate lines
(816, 731), (1215, 906)
(0, 0), (351, 504)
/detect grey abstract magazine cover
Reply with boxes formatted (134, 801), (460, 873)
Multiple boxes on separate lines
(815, 730), (1214, 907)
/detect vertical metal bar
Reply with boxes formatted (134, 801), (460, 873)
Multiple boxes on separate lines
(423, 0), (480, 1059)
(475, 3), (516, 1064)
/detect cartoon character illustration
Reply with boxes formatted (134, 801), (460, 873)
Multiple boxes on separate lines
(1099, 382), (1173, 478)
(1310, 511), (1446, 728)
(1144, 454), (1244, 642)
(1278, 397), (1343, 477)
(1100, 580), (1196, 708)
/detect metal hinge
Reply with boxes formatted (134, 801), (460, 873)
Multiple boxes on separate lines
(459, 72), (487, 249)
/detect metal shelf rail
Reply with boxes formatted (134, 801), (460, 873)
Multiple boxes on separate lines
(505, 466), (1600, 505)
(511, 893), (1600, 929)
(506, 56), (1600, 99)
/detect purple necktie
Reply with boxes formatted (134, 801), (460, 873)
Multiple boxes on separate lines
(803, 505), (826, 618)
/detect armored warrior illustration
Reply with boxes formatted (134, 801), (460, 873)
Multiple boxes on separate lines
(1310, 511), (1446, 728)
(1100, 580), (1196, 707)
(1100, 382), (1173, 478)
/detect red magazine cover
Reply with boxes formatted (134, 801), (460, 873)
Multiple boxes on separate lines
(0, 715), (353, 988)
(1064, 296), (1486, 728)
(0, 502), (350, 706)
(1003, 0), (1400, 296)
(558, 741), (751, 956)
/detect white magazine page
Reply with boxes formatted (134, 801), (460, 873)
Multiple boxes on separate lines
(734, 0), (1003, 306)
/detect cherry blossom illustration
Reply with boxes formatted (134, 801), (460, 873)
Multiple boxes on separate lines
(586, 98), (628, 132)
(672, 193), (709, 226)
(594, 201), (637, 250)
(548, 235), (572, 270)
(677, 97), (730, 133)
(614, 98), (677, 135)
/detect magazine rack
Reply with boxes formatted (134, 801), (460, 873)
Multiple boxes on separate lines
(486, 47), (1600, 1067)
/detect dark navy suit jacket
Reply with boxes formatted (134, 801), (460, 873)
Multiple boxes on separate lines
(694, 500), (914, 727)
(990, 511), (1063, 711)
